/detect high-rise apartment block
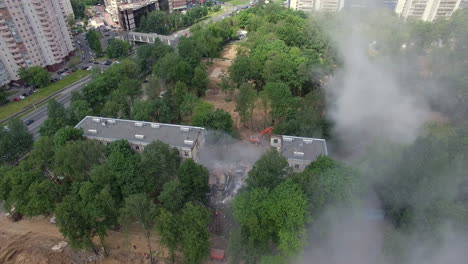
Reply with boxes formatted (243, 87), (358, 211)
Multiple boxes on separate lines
(0, 0), (74, 86)
(289, 0), (345, 12)
(395, 0), (461, 21)
(59, 0), (75, 18)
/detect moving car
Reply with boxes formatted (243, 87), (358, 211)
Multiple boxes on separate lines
(25, 119), (34, 126)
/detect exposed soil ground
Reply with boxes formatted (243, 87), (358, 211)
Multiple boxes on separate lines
(0, 213), (227, 264)
(204, 44), (270, 140)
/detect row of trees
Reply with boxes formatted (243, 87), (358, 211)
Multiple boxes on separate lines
(138, 6), (209, 35)
(0, 126), (213, 263)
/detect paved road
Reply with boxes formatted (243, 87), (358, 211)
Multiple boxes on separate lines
(21, 75), (93, 141)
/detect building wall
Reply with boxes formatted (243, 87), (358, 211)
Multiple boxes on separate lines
(289, 0), (344, 12)
(59, 0), (74, 18)
(287, 159), (311, 172)
(0, 0), (74, 85)
(396, 0), (461, 21)
(119, 2), (158, 31)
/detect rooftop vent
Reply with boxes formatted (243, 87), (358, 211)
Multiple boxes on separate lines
(293, 151), (304, 158)
(101, 122), (107, 126)
(184, 140), (194, 146)
(135, 134), (145, 139)
(88, 129), (97, 134)
(303, 139), (313, 144)
(151, 123), (160, 128)
(283, 136), (293, 142)
(135, 122), (144, 127)
(107, 119), (116, 124)
(92, 118), (101, 123)
(180, 126), (190, 132)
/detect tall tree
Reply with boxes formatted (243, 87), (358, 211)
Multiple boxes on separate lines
(192, 65), (209, 97)
(106, 39), (131, 59)
(140, 140), (181, 196)
(0, 119), (33, 165)
(87, 30), (103, 56)
(191, 108), (234, 133)
(246, 149), (290, 189)
(177, 159), (210, 205)
(18, 66), (50, 88)
(179, 202), (211, 264)
(235, 83), (257, 126)
(232, 180), (308, 260)
(39, 99), (70, 137)
(120, 193), (158, 263)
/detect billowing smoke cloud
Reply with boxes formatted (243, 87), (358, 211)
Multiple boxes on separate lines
(325, 14), (431, 154)
(198, 130), (266, 203)
(301, 7), (468, 264)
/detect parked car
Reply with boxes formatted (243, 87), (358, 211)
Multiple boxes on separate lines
(94, 61), (100, 64)
(22, 93), (28, 97)
(19, 95), (25, 100)
(13, 97), (20, 101)
(104, 60), (112, 65)
(25, 119), (34, 126)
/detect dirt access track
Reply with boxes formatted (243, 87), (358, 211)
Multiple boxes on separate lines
(204, 44), (269, 140)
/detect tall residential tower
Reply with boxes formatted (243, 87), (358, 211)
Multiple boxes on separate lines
(289, 0), (345, 12)
(395, 0), (461, 21)
(0, 0), (74, 86)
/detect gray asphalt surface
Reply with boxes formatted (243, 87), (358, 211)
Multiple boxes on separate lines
(21, 75), (93, 141)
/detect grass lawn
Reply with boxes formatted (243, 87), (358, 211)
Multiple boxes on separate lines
(0, 70), (91, 121)
(221, 0), (250, 6)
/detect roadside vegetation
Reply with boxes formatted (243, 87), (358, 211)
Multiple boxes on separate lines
(0, 70), (91, 121)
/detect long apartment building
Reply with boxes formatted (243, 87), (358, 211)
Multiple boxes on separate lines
(75, 116), (328, 172)
(289, 0), (345, 12)
(0, 0), (74, 86)
(395, 0), (461, 21)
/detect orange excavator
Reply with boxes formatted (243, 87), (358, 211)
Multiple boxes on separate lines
(249, 127), (273, 144)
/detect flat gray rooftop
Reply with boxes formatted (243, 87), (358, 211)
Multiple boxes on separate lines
(280, 136), (328, 161)
(75, 116), (204, 148)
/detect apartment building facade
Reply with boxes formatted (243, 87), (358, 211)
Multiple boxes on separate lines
(59, 0), (74, 18)
(76, 116), (328, 172)
(0, 0), (74, 86)
(289, 0), (345, 12)
(76, 116), (206, 161)
(395, 0), (461, 21)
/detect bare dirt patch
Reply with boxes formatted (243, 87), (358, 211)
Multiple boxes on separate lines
(204, 44), (271, 140)
(0, 214), (172, 264)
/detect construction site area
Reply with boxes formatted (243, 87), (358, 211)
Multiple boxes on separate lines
(0, 43), (327, 264)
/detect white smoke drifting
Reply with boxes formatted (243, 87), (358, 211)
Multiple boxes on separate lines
(301, 8), (468, 264)
(325, 14), (431, 154)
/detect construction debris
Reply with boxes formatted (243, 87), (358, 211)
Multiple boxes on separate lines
(51, 241), (68, 252)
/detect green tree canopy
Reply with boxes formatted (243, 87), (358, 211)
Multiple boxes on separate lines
(106, 39), (131, 59)
(119, 193), (158, 263)
(246, 149), (290, 189)
(18, 66), (50, 88)
(0, 119), (33, 165)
